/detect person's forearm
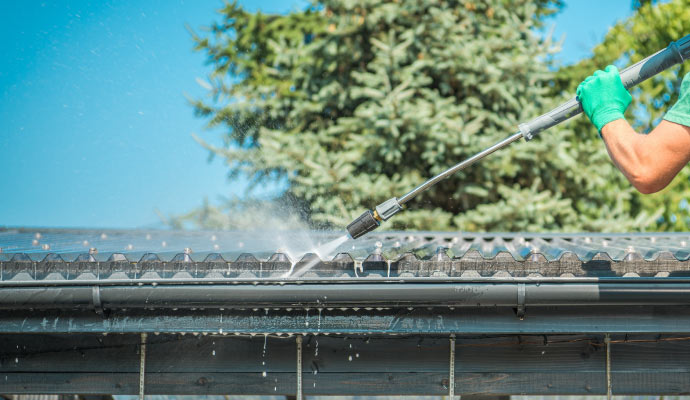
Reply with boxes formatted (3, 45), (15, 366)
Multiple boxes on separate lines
(600, 119), (680, 194)
(599, 119), (649, 191)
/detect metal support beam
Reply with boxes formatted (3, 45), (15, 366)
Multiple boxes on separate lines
(139, 333), (147, 399)
(449, 335), (456, 399)
(296, 335), (303, 400)
(606, 333), (612, 400)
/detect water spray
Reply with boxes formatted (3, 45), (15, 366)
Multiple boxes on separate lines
(346, 34), (690, 240)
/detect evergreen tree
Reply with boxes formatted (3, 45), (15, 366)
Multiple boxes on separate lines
(185, 0), (683, 232)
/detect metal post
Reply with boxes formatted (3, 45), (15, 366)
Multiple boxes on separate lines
(605, 333), (612, 400)
(139, 332), (147, 400)
(296, 335), (303, 400)
(449, 334), (456, 399)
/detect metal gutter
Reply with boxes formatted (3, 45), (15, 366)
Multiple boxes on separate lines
(2, 282), (690, 309)
(3, 276), (690, 287)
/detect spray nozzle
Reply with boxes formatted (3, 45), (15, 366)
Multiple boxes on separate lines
(346, 198), (402, 239)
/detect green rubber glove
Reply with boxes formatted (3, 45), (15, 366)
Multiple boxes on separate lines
(576, 65), (632, 133)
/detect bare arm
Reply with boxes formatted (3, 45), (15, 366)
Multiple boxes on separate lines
(600, 119), (690, 194)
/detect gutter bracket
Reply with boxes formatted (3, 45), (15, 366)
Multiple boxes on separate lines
(92, 285), (105, 317)
(516, 283), (526, 320)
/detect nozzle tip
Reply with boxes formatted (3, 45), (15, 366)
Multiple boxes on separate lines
(346, 210), (380, 239)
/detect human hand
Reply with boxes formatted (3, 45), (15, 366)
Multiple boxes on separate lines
(576, 65), (632, 133)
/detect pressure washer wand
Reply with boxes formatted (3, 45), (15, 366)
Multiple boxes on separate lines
(346, 34), (690, 239)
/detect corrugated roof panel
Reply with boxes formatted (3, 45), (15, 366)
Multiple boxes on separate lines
(2, 228), (690, 281)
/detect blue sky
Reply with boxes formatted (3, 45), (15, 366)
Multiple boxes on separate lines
(0, 0), (633, 229)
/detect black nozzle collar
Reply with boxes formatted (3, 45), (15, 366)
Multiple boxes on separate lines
(346, 210), (380, 239)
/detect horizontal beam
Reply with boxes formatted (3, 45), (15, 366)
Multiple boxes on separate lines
(3, 283), (690, 309)
(2, 334), (690, 395)
(1, 306), (689, 334)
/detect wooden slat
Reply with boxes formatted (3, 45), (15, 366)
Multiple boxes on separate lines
(2, 371), (690, 395)
(4, 335), (690, 373)
(1, 334), (690, 395)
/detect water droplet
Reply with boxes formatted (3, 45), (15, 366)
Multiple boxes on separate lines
(212, 350), (216, 356)
(348, 355), (352, 361)
(262, 371), (267, 377)
(41, 244), (50, 251)
(100, 233), (107, 240)
(14, 358), (19, 364)
(356, 353), (359, 358)
(161, 241), (167, 247)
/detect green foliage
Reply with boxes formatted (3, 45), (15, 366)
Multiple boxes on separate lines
(183, 0), (687, 232)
